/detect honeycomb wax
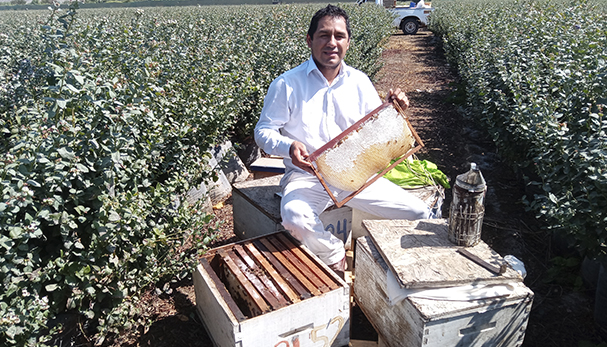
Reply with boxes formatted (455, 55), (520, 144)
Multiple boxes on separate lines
(315, 106), (414, 192)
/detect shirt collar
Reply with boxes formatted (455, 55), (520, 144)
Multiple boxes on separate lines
(306, 56), (348, 82)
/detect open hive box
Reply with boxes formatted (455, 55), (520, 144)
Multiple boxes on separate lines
(193, 232), (350, 347)
(308, 100), (424, 207)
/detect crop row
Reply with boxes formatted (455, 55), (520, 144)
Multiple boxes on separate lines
(0, 3), (394, 345)
(429, 0), (606, 257)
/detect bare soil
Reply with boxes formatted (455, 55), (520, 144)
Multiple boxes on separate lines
(117, 31), (603, 347)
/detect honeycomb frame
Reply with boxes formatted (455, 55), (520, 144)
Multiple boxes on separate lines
(307, 100), (424, 208)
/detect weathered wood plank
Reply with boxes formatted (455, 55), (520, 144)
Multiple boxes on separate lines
(227, 248), (285, 311)
(349, 340), (379, 347)
(232, 189), (283, 240)
(233, 244), (289, 308)
(363, 219), (522, 289)
(276, 233), (340, 291)
(291, 232), (349, 287)
(267, 235), (330, 293)
(218, 249), (269, 315)
(257, 237), (322, 296)
(233, 175), (283, 221)
(193, 264), (239, 347)
(243, 242), (301, 304)
(253, 239), (312, 300)
(199, 257), (246, 322)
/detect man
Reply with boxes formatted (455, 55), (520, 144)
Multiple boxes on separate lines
(254, 4), (431, 277)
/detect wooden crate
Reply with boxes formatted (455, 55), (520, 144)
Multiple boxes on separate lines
(232, 175), (353, 245)
(350, 185), (444, 242)
(232, 175), (443, 248)
(361, 219), (522, 288)
(249, 157), (285, 179)
(194, 232), (350, 347)
(353, 231), (534, 347)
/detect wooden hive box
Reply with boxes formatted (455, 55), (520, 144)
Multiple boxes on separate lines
(193, 232), (350, 347)
(353, 219), (534, 347)
(232, 174), (443, 248)
(249, 156), (285, 179)
(232, 175), (354, 245)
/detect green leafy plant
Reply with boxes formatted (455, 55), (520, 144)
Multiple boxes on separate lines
(543, 256), (584, 290)
(0, 3), (392, 345)
(0, 3), (221, 345)
(429, 0), (607, 259)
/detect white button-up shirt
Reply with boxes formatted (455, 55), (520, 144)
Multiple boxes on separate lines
(254, 57), (382, 174)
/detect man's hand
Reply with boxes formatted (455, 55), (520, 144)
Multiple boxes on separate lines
(388, 88), (410, 111)
(289, 141), (314, 174)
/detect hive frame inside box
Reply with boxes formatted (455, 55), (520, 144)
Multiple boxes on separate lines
(307, 100), (424, 208)
(193, 231), (351, 347)
(353, 236), (534, 347)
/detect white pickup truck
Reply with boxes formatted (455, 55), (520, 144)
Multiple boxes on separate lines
(391, 5), (434, 35)
(357, 0), (434, 35)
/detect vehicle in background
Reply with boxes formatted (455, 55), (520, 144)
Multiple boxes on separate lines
(356, 0), (434, 35)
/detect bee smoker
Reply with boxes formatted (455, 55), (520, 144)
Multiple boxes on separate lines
(448, 163), (487, 247)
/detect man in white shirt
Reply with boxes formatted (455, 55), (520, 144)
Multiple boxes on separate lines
(254, 4), (431, 278)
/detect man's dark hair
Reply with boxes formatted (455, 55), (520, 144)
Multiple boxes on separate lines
(307, 4), (351, 39)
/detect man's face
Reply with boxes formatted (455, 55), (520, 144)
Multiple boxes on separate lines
(306, 16), (350, 73)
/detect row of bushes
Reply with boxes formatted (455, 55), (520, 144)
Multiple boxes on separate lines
(429, 0), (606, 257)
(0, 3), (394, 345)
(0, 0), (335, 14)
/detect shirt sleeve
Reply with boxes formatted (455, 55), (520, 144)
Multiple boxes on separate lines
(362, 74), (383, 114)
(254, 77), (294, 158)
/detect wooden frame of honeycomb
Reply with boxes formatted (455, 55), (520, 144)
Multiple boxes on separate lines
(307, 100), (424, 208)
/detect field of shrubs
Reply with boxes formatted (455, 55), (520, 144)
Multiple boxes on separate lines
(429, 0), (606, 259)
(3, 0), (606, 344)
(0, 3), (393, 345)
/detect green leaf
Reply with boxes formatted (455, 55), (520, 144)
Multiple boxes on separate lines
(9, 227), (23, 239)
(548, 192), (557, 203)
(38, 208), (51, 219)
(6, 325), (24, 339)
(26, 180), (42, 188)
(56, 99), (67, 109)
(45, 284), (58, 292)
(108, 211), (121, 222)
(65, 83), (80, 93)
(57, 147), (76, 160)
(71, 71), (85, 85)
(0, 235), (14, 250)
(76, 163), (89, 173)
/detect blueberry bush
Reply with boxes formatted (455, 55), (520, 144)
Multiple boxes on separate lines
(0, 2), (393, 345)
(429, 0), (606, 257)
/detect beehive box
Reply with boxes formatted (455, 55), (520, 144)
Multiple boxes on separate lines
(232, 175), (353, 245)
(193, 232), (350, 347)
(249, 156), (285, 179)
(232, 174), (443, 248)
(353, 220), (534, 347)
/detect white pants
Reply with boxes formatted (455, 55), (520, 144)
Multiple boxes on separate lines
(280, 171), (431, 266)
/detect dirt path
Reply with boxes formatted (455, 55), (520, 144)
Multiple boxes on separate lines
(376, 31), (600, 347)
(375, 32), (530, 255)
(115, 31), (602, 347)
